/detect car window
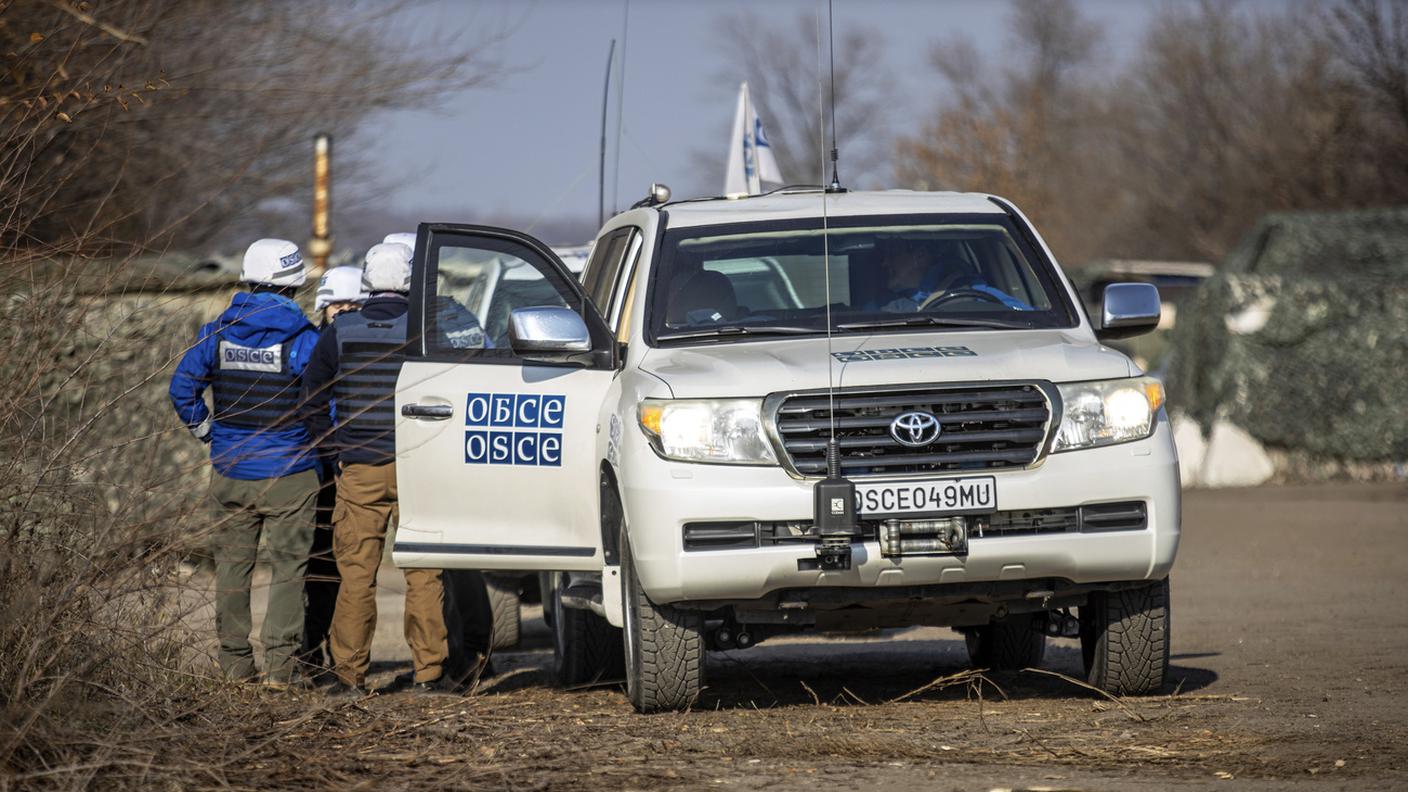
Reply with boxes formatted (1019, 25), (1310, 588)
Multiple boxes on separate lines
(581, 229), (632, 317)
(649, 214), (1074, 341)
(432, 244), (569, 353)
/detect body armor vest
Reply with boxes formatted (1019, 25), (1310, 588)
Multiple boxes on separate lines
(211, 336), (301, 429)
(333, 310), (409, 463)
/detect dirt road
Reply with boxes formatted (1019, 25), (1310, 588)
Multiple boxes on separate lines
(236, 484), (1408, 790)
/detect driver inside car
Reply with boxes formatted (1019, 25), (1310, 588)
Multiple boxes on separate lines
(874, 238), (1034, 312)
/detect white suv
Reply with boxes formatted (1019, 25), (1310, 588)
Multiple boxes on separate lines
(393, 189), (1179, 712)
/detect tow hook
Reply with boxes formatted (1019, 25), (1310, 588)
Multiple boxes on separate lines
(711, 625), (755, 651)
(1044, 608), (1081, 638)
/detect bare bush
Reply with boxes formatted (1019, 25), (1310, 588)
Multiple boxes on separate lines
(1, 0), (502, 254)
(0, 2), (503, 786)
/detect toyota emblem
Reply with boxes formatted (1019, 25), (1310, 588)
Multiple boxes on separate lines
(889, 410), (942, 447)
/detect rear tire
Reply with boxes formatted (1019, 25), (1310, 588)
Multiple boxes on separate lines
(621, 530), (704, 713)
(1080, 578), (1171, 695)
(550, 572), (625, 687)
(484, 573), (521, 650)
(965, 614), (1047, 670)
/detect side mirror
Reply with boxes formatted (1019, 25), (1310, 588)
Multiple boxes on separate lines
(508, 306), (592, 361)
(1097, 282), (1162, 341)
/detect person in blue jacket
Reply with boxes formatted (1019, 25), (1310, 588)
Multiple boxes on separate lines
(169, 238), (321, 687)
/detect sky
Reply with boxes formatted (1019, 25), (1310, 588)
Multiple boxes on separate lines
(357, 0), (1187, 243)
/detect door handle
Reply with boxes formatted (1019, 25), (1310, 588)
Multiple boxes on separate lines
(401, 403), (454, 420)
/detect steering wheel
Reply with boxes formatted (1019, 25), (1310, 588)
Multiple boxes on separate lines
(919, 287), (1007, 311)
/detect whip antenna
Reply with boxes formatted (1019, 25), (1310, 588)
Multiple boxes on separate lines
(610, 0), (630, 214)
(827, 0), (841, 191)
(816, 5), (836, 457)
(811, 0), (855, 572)
(597, 38), (616, 227)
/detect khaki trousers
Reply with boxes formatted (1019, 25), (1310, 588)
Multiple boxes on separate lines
(328, 461), (448, 685)
(209, 468), (319, 682)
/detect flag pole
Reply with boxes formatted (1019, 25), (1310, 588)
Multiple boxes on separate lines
(599, 38), (616, 228)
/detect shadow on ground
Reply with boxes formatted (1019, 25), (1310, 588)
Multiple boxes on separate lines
(381, 615), (1221, 710)
(695, 632), (1218, 710)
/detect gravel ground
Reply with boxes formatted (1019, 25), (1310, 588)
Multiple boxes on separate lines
(219, 483), (1407, 790)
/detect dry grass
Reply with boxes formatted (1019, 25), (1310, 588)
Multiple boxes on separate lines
(0, 673), (1267, 790)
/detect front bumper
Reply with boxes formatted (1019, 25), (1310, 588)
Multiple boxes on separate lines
(619, 413), (1180, 604)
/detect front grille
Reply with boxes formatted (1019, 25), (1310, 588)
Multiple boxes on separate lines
(773, 384), (1051, 477)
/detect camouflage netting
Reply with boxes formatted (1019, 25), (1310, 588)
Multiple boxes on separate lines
(1168, 208), (1408, 467)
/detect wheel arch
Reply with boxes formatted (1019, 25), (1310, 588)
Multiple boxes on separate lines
(599, 461), (624, 566)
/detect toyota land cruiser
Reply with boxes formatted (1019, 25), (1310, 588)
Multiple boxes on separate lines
(392, 188), (1179, 712)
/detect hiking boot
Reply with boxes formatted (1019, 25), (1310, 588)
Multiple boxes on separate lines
(263, 670), (313, 691)
(324, 679), (368, 698)
(446, 653), (497, 690)
(410, 675), (461, 696)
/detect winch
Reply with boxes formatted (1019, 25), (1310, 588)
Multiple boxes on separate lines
(878, 516), (968, 557)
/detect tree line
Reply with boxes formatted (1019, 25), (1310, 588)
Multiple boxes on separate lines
(0, 0), (502, 258)
(725, 0), (1408, 265)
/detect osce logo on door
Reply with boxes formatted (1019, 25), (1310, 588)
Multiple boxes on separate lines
(464, 393), (566, 467)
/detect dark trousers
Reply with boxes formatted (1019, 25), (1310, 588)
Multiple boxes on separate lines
(209, 468), (318, 682)
(301, 468), (340, 671)
(442, 570), (493, 682)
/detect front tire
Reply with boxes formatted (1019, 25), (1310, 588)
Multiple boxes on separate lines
(621, 530), (704, 713)
(550, 572), (625, 687)
(1080, 578), (1171, 695)
(965, 614), (1047, 670)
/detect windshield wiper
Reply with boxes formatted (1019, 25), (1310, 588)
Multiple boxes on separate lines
(836, 315), (1028, 332)
(657, 324), (819, 341)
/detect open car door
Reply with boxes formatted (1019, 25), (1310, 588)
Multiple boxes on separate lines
(392, 224), (615, 571)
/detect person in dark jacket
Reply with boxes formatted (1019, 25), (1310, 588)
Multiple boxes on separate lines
(169, 238), (321, 687)
(382, 232), (496, 686)
(299, 265), (367, 681)
(300, 242), (460, 695)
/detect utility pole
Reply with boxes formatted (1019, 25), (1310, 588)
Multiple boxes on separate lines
(309, 133), (333, 277)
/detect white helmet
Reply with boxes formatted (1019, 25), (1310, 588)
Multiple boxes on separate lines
(361, 242), (413, 293)
(314, 265), (368, 312)
(240, 238), (306, 287)
(382, 232), (416, 254)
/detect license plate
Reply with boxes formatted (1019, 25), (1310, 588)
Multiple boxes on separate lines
(854, 476), (997, 517)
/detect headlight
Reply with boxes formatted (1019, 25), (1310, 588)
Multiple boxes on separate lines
(637, 399), (779, 465)
(1053, 377), (1165, 452)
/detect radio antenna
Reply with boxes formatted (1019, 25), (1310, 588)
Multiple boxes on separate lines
(816, 6), (836, 456)
(812, 2), (854, 572)
(610, 0), (630, 214)
(598, 38), (616, 227)
(826, 0), (841, 191)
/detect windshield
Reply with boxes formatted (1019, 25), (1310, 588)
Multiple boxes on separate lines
(647, 213), (1077, 342)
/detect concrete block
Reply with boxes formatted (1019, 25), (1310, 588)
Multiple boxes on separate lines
(1171, 415), (1206, 488)
(1201, 419), (1276, 488)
